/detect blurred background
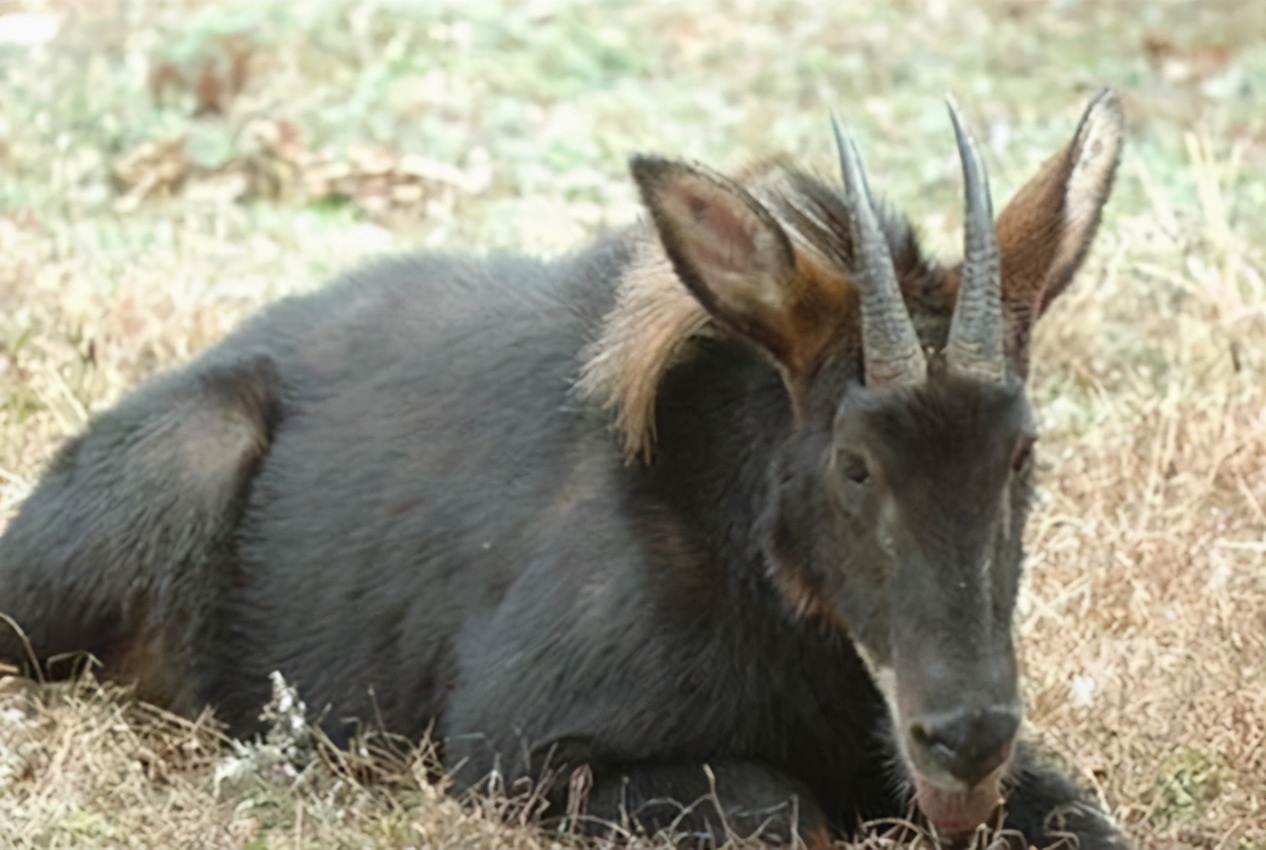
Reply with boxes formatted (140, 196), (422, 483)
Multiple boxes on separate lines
(0, 1), (1262, 848)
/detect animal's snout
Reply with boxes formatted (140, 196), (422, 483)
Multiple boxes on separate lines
(908, 703), (1020, 788)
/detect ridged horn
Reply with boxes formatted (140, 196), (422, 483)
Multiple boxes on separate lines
(945, 97), (1006, 385)
(832, 117), (927, 387)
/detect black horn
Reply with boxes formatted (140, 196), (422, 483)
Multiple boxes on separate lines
(832, 117), (928, 387)
(945, 97), (1007, 385)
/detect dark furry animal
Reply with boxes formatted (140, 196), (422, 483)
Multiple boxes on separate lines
(1, 91), (1129, 848)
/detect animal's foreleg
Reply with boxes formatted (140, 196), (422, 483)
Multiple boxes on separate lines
(995, 743), (1130, 849)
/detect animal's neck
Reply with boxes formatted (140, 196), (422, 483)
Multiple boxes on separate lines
(640, 338), (793, 584)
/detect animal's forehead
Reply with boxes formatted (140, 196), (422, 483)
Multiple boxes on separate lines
(843, 379), (1030, 462)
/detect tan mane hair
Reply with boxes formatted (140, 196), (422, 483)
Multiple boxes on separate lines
(575, 230), (712, 463)
(576, 161), (871, 463)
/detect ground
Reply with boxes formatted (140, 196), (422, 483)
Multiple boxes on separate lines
(0, 0), (1263, 848)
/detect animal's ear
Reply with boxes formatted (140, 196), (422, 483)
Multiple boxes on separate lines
(630, 155), (848, 384)
(994, 88), (1125, 376)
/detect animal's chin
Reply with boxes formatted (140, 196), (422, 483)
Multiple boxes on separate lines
(912, 771), (1004, 838)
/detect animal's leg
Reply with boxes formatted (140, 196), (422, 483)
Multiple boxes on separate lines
(993, 743), (1130, 849)
(0, 354), (280, 714)
(558, 759), (831, 849)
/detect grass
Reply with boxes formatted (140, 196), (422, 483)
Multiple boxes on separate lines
(1, 0), (1264, 847)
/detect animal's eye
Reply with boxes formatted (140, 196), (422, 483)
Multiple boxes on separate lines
(838, 452), (871, 484)
(1012, 435), (1036, 473)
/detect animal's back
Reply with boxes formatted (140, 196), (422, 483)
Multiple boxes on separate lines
(0, 235), (634, 736)
(194, 237), (636, 737)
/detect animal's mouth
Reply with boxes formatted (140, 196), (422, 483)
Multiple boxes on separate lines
(912, 767), (1006, 838)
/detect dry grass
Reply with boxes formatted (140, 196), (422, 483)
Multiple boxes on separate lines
(1, 0), (1264, 847)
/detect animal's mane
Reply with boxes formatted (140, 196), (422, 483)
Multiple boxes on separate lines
(576, 160), (938, 463)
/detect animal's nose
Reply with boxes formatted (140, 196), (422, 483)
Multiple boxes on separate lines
(908, 704), (1021, 787)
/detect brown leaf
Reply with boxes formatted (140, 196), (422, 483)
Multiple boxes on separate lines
(1143, 33), (1233, 84)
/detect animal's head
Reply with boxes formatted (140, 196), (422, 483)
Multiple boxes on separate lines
(584, 90), (1124, 836)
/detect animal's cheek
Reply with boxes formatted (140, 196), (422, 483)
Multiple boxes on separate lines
(830, 563), (895, 662)
(845, 633), (898, 707)
(876, 515), (898, 558)
(825, 504), (897, 590)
